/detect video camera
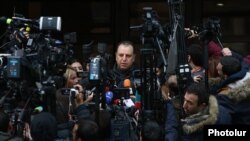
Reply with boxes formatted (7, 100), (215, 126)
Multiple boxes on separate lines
(191, 16), (221, 40)
(61, 87), (96, 99)
(0, 14), (72, 126)
(142, 7), (166, 40)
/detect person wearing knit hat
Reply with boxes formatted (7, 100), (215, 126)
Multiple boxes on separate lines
(208, 41), (223, 78)
(208, 40), (222, 57)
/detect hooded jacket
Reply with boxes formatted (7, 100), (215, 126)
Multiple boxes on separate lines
(217, 78), (250, 124)
(165, 95), (232, 141)
(181, 95), (231, 141)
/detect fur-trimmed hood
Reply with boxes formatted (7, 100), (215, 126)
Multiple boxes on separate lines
(227, 78), (250, 103)
(181, 95), (218, 134)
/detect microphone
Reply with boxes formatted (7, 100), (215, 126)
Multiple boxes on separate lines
(0, 16), (13, 24)
(105, 91), (113, 105)
(135, 90), (141, 110)
(123, 79), (133, 95)
(123, 79), (131, 88)
(34, 106), (43, 113)
(123, 79), (135, 108)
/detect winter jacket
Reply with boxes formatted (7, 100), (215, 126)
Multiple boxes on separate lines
(217, 78), (250, 124)
(165, 95), (231, 141)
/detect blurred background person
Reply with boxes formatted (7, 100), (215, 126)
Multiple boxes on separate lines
(0, 111), (24, 141)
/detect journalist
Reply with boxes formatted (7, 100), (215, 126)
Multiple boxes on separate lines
(55, 66), (93, 140)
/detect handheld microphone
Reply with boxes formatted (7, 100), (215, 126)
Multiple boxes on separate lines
(0, 16), (12, 24)
(34, 106), (43, 113)
(135, 90), (141, 110)
(105, 91), (113, 105)
(123, 79), (135, 108)
(123, 79), (131, 87)
(123, 79), (133, 95)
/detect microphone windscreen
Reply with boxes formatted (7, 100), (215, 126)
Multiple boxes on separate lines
(105, 91), (113, 105)
(34, 106), (43, 112)
(135, 102), (141, 110)
(135, 90), (141, 102)
(123, 79), (131, 88)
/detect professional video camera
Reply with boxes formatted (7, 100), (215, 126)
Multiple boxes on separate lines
(1, 15), (74, 82)
(0, 15), (69, 134)
(190, 16), (221, 40)
(141, 7), (166, 40)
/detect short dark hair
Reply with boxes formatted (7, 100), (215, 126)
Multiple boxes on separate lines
(186, 83), (209, 105)
(76, 119), (99, 141)
(188, 44), (204, 67)
(31, 112), (57, 141)
(141, 120), (163, 141)
(0, 111), (10, 132)
(98, 110), (112, 139)
(116, 40), (135, 53)
(220, 56), (241, 76)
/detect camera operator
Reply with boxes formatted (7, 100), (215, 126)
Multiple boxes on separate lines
(55, 66), (93, 140)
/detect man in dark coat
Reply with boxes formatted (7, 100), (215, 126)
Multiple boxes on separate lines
(109, 40), (138, 88)
(164, 83), (232, 141)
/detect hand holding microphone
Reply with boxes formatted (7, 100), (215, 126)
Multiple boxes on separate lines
(123, 79), (133, 96)
(73, 84), (84, 106)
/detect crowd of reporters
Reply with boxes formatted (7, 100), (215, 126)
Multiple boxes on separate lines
(1, 14), (250, 141)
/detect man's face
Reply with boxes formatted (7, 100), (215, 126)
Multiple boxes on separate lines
(116, 44), (135, 71)
(183, 92), (200, 115)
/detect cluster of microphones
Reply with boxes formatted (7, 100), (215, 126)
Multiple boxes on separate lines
(104, 79), (141, 110)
